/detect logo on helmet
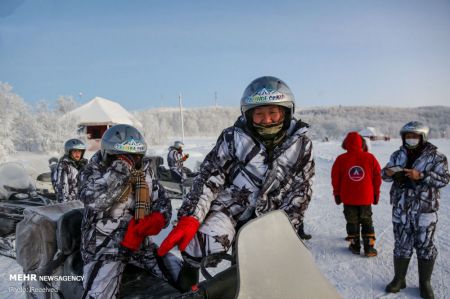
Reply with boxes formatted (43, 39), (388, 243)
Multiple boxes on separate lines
(245, 88), (285, 104)
(348, 166), (365, 181)
(114, 138), (146, 153)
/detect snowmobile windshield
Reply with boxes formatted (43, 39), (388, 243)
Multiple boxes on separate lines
(0, 162), (36, 200)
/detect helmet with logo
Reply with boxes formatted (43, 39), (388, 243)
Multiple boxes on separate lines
(101, 124), (147, 159)
(173, 140), (184, 150)
(64, 138), (86, 156)
(240, 76), (295, 123)
(400, 121), (429, 143)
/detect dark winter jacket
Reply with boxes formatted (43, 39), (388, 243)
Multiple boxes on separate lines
(331, 132), (381, 206)
(55, 155), (87, 202)
(382, 142), (449, 213)
(78, 151), (172, 262)
(177, 116), (315, 230)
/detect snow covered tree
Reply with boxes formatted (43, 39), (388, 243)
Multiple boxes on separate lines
(0, 82), (31, 156)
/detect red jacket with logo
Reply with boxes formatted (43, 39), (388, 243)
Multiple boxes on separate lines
(331, 132), (382, 206)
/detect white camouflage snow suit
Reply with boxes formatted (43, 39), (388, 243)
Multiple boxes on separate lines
(178, 117), (314, 266)
(167, 146), (186, 183)
(382, 142), (449, 260)
(78, 151), (181, 299)
(55, 155), (87, 202)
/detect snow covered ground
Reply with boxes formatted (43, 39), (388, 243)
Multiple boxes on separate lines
(1, 138), (449, 298)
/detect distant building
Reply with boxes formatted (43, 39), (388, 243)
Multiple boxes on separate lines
(359, 127), (390, 141)
(67, 97), (142, 151)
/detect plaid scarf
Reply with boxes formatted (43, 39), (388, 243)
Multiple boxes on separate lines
(131, 169), (151, 221)
(117, 169), (151, 221)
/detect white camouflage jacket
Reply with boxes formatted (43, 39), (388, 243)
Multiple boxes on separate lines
(178, 117), (315, 230)
(55, 156), (87, 202)
(382, 142), (449, 213)
(78, 151), (172, 262)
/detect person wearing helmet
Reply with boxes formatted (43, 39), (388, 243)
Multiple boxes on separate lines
(167, 140), (189, 183)
(54, 138), (87, 202)
(383, 121), (449, 298)
(78, 124), (182, 298)
(157, 76), (315, 297)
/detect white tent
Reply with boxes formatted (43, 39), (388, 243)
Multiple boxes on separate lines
(68, 96), (140, 127)
(359, 127), (379, 137)
(67, 97), (142, 150)
(359, 127), (390, 141)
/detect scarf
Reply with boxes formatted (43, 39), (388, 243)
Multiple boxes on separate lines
(252, 120), (286, 157)
(117, 169), (151, 221)
(252, 120), (284, 139)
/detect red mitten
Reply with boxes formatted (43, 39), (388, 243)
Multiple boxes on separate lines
(136, 212), (166, 236)
(157, 216), (200, 256)
(121, 218), (145, 251)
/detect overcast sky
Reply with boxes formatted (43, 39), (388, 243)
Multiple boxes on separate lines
(1, 0), (450, 110)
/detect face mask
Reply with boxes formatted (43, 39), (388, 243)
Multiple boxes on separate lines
(405, 138), (420, 148)
(252, 121), (284, 140)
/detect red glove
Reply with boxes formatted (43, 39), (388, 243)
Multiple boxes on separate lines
(157, 216), (200, 256)
(182, 154), (189, 161)
(334, 195), (341, 205)
(373, 195), (379, 205)
(136, 212), (166, 236)
(121, 218), (144, 251)
(121, 212), (166, 252)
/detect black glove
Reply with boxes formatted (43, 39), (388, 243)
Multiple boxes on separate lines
(297, 223), (312, 240)
(393, 171), (407, 184)
(373, 195), (379, 205)
(334, 195), (342, 205)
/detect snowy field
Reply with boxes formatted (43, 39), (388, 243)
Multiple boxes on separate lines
(1, 138), (449, 299)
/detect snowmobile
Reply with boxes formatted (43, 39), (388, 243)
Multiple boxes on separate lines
(16, 202), (340, 299)
(144, 155), (197, 199)
(0, 162), (55, 258)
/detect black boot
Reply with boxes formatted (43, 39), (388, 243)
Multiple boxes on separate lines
(385, 257), (410, 293)
(348, 237), (361, 255)
(297, 223), (312, 240)
(346, 223), (360, 254)
(361, 226), (377, 257)
(176, 263), (200, 293)
(418, 258), (435, 299)
(177, 265), (237, 299)
(362, 237), (377, 257)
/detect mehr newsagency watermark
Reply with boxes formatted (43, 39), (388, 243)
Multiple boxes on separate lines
(8, 274), (84, 293)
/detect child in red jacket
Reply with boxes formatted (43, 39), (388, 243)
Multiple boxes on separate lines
(331, 132), (382, 257)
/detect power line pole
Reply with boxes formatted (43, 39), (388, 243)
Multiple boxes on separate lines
(179, 93), (185, 143)
(214, 91), (218, 109)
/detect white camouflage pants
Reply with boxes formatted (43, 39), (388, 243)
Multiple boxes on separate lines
(183, 211), (236, 268)
(392, 207), (438, 260)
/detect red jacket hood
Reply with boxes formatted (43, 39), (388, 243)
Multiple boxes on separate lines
(343, 132), (363, 153)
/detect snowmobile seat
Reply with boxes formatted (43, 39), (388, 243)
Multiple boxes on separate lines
(57, 208), (83, 256)
(56, 208), (85, 298)
(157, 165), (173, 181)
